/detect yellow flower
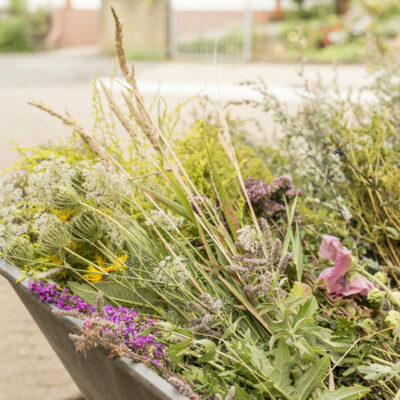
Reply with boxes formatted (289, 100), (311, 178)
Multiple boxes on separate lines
(95, 254), (107, 266)
(49, 256), (64, 266)
(53, 208), (76, 222)
(110, 254), (127, 272)
(83, 254), (127, 282)
(69, 241), (79, 251)
(84, 265), (105, 283)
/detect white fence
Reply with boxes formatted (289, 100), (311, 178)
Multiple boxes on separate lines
(169, 0), (259, 61)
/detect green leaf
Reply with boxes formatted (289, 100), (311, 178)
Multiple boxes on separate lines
(95, 281), (159, 308)
(289, 282), (308, 298)
(68, 280), (159, 309)
(137, 183), (193, 221)
(168, 336), (193, 364)
(318, 386), (370, 400)
(295, 296), (318, 325)
(206, 144), (239, 238)
(358, 362), (400, 381)
(67, 281), (98, 305)
(293, 223), (304, 281)
(282, 225), (293, 256)
(294, 356), (330, 400)
(270, 340), (293, 396)
(197, 339), (217, 362)
(172, 328), (194, 339)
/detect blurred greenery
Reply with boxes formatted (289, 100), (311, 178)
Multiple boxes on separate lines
(178, 28), (244, 57)
(265, 0), (400, 63)
(0, 16), (31, 52)
(127, 46), (165, 61)
(0, 0), (50, 52)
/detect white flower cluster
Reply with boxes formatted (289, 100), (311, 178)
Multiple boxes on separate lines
(32, 212), (59, 232)
(236, 225), (261, 254)
(145, 209), (184, 231)
(153, 256), (190, 286)
(80, 162), (133, 203)
(27, 156), (75, 203)
(0, 155), (133, 251)
(0, 171), (28, 249)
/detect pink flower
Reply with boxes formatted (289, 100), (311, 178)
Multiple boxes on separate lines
(319, 235), (345, 261)
(318, 235), (376, 296)
(342, 276), (377, 296)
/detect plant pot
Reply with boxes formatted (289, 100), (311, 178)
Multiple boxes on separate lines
(0, 258), (187, 400)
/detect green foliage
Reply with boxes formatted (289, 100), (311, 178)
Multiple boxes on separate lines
(127, 46), (165, 61)
(8, 0), (27, 15)
(178, 27), (243, 56)
(0, 16), (31, 52)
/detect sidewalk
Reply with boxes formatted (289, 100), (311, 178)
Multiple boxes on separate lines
(0, 47), (369, 171)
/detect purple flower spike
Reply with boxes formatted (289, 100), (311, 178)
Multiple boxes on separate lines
(318, 235), (377, 297)
(29, 280), (167, 363)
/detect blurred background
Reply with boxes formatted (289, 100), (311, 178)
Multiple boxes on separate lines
(0, 0), (398, 399)
(0, 0), (399, 60)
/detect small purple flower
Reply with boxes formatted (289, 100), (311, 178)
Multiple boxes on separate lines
(245, 176), (302, 221)
(29, 280), (166, 362)
(245, 178), (271, 204)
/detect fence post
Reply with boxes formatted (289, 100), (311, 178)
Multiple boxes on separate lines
(168, 0), (176, 58)
(243, 0), (253, 61)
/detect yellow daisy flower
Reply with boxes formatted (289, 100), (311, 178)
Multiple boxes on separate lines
(83, 265), (105, 283)
(53, 208), (77, 222)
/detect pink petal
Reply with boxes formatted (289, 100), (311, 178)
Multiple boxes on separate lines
(319, 235), (344, 261)
(342, 276), (377, 296)
(319, 267), (346, 295)
(332, 248), (352, 276)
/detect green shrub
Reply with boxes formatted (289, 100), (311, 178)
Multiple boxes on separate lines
(127, 46), (165, 61)
(0, 16), (31, 52)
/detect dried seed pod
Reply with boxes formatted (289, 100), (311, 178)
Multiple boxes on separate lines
(71, 210), (103, 242)
(3, 237), (33, 268)
(49, 185), (80, 210)
(39, 222), (71, 254)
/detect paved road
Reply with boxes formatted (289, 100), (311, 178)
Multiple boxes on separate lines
(0, 47), (369, 399)
(0, 46), (370, 170)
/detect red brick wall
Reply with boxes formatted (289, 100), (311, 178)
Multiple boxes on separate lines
(50, 8), (100, 48)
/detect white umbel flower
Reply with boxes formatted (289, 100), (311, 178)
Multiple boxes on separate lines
(145, 209), (184, 231)
(236, 225), (261, 254)
(153, 256), (189, 286)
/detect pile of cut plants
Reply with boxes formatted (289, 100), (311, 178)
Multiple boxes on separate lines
(2, 9), (400, 400)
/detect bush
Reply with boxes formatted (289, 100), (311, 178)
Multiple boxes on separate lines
(0, 16), (31, 52)
(127, 46), (165, 61)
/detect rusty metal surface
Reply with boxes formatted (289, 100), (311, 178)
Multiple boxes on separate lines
(0, 259), (187, 400)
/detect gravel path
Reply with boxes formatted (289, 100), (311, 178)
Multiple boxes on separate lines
(0, 47), (368, 399)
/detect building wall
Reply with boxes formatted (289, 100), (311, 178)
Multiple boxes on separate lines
(49, 7), (100, 48)
(100, 0), (169, 56)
